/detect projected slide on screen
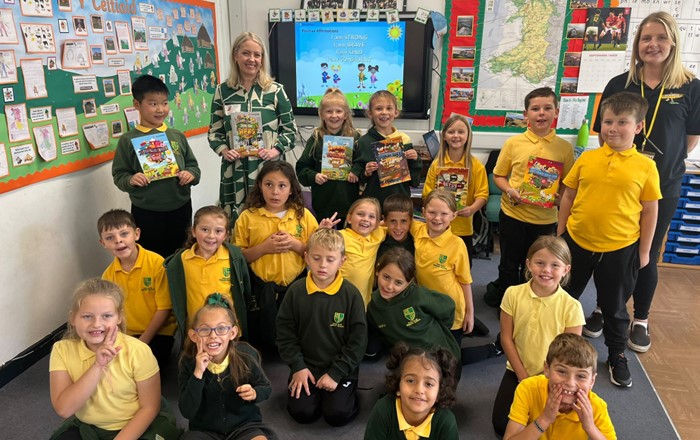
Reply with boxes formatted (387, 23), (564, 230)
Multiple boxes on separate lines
(294, 21), (406, 111)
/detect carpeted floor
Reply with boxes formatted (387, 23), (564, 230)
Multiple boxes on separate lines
(0, 254), (679, 439)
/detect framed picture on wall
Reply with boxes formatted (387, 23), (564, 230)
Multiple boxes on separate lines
(58, 0), (72, 12)
(103, 78), (115, 97)
(356, 0), (406, 11)
(62, 39), (90, 69)
(73, 16), (88, 36)
(58, 18), (69, 33)
(90, 14), (104, 33)
(0, 9), (19, 44)
(0, 50), (18, 84)
(20, 23), (56, 53)
(301, 0), (350, 9)
(104, 36), (117, 54)
(90, 45), (103, 64)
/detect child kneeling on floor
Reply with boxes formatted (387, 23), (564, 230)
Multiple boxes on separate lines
(276, 228), (367, 426)
(504, 333), (616, 440)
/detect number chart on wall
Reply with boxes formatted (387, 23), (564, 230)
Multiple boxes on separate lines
(0, 0), (218, 194)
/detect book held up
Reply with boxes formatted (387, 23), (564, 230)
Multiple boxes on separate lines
(437, 167), (469, 209)
(131, 133), (180, 181)
(519, 156), (564, 208)
(321, 135), (354, 180)
(371, 136), (411, 188)
(232, 112), (265, 156)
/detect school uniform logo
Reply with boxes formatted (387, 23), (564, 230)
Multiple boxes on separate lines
(403, 307), (421, 327)
(295, 224), (303, 238)
(330, 312), (345, 328)
(220, 267), (231, 283)
(433, 254), (448, 270)
(171, 140), (180, 152)
(142, 277), (155, 292)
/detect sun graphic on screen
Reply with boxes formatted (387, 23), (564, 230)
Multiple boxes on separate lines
(387, 25), (403, 41)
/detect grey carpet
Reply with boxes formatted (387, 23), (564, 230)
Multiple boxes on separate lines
(0, 254), (679, 439)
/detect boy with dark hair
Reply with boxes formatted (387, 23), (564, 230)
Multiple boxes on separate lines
(504, 333), (616, 439)
(377, 193), (415, 260)
(112, 74), (200, 259)
(98, 209), (175, 366)
(558, 91), (660, 388)
(485, 87), (574, 307)
(276, 228), (367, 427)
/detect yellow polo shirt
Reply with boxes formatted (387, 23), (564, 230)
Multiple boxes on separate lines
(339, 227), (387, 306)
(182, 244), (232, 322)
(509, 375), (617, 440)
(234, 207), (318, 286)
(412, 222), (471, 330)
(49, 334), (159, 431)
(397, 398), (435, 439)
(501, 281), (585, 375)
(563, 144), (661, 252)
(423, 155), (489, 236)
(494, 129), (574, 225)
(102, 244), (175, 336)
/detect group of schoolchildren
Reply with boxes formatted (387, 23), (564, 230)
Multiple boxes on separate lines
(48, 73), (658, 440)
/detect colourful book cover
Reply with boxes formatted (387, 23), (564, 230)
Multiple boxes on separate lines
(232, 111), (264, 156)
(371, 136), (411, 188)
(321, 135), (354, 180)
(130, 133), (179, 181)
(436, 167), (470, 209)
(519, 156), (564, 208)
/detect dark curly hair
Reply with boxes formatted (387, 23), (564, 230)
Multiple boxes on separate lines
(384, 342), (458, 409)
(243, 160), (305, 220)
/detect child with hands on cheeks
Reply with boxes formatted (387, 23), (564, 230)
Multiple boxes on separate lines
(165, 206), (251, 344)
(49, 279), (180, 440)
(504, 333), (616, 440)
(353, 90), (423, 207)
(179, 293), (276, 440)
(413, 190), (474, 342)
(276, 228), (367, 427)
(234, 160), (318, 349)
(492, 236), (585, 435)
(296, 87), (360, 222)
(364, 342), (459, 440)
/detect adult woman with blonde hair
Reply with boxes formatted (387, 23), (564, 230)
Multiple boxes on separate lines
(208, 32), (297, 224)
(588, 12), (700, 353)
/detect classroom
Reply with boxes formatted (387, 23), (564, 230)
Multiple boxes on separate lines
(1, 0), (699, 438)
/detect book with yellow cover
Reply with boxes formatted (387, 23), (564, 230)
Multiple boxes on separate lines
(519, 156), (564, 208)
(131, 133), (180, 181)
(232, 111), (264, 156)
(371, 136), (411, 188)
(436, 167), (470, 209)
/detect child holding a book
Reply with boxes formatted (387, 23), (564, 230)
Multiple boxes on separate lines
(112, 74), (200, 259)
(422, 114), (489, 264)
(296, 87), (360, 222)
(352, 90), (422, 206)
(234, 160), (318, 349)
(485, 87), (574, 307)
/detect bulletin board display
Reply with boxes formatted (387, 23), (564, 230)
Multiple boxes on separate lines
(435, 0), (594, 132)
(0, 0), (218, 195)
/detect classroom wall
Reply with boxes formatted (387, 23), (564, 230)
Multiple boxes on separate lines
(0, 0), (234, 366)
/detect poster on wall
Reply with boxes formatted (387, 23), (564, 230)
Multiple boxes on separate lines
(0, 0), (219, 195)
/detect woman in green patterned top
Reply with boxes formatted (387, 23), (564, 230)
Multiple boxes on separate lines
(208, 32), (297, 224)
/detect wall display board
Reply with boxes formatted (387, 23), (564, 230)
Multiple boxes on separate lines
(437, 0), (700, 133)
(0, 0), (218, 194)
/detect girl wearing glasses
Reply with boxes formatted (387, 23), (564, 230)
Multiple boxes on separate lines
(179, 293), (277, 440)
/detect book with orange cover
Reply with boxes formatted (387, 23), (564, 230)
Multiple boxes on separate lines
(371, 136), (411, 188)
(519, 156), (564, 208)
